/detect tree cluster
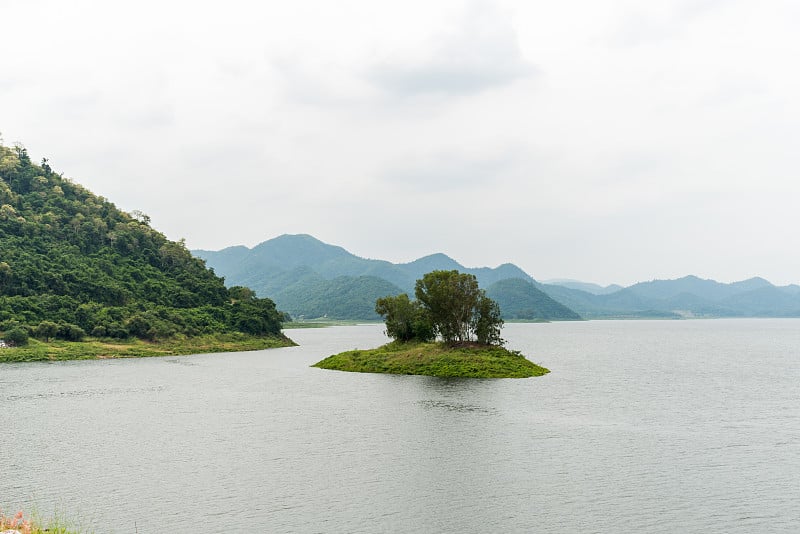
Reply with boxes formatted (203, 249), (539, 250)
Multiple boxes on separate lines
(376, 270), (504, 346)
(0, 142), (284, 342)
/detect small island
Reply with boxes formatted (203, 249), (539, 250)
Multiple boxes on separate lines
(313, 270), (550, 379)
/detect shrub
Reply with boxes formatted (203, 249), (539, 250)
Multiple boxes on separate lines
(33, 320), (59, 341)
(4, 326), (29, 346)
(90, 325), (107, 337)
(58, 323), (86, 341)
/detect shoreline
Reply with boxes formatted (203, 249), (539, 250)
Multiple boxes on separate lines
(0, 333), (296, 363)
(313, 341), (549, 378)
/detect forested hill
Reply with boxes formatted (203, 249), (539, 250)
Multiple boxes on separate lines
(0, 142), (284, 340)
(194, 234), (581, 321)
(195, 234), (536, 294)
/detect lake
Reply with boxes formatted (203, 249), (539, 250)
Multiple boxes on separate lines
(2, 320), (799, 532)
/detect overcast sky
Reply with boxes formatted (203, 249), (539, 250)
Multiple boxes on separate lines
(2, 0), (799, 286)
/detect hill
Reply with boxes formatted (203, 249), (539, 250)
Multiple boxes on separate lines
(271, 274), (404, 320)
(486, 278), (581, 321)
(0, 142), (290, 352)
(193, 234), (578, 321)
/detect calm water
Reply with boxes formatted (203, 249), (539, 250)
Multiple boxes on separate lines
(2, 320), (799, 533)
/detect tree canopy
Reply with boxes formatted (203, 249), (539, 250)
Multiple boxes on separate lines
(375, 293), (434, 342)
(376, 270), (504, 346)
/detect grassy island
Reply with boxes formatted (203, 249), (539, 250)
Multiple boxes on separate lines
(313, 270), (551, 378)
(313, 341), (549, 378)
(0, 333), (295, 363)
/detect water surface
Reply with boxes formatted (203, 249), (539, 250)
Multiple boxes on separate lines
(2, 320), (799, 532)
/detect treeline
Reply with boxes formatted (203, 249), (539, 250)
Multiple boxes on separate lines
(0, 142), (285, 342)
(269, 274), (402, 320)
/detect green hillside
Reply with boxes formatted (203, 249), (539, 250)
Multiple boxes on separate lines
(486, 278), (582, 321)
(193, 234), (577, 321)
(271, 274), (404, 320)
(0, 142), (289, 348)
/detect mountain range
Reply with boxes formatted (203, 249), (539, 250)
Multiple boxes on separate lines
(193, 234), (579, 321)
(194, 234), (800, 321)
(543, 275), (800, 318)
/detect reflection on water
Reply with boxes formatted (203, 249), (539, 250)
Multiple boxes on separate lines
(2, 320), (800, 533)
(416, 400), (498, 414)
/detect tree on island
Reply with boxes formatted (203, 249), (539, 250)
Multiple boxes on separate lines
(376, 270), (504, 346)
(375, 293), (434, 342)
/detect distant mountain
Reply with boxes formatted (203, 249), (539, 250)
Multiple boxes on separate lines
(486, 279), (581, 321)
(541, 279), (624, 295)
(193, 234), (573, 321)
(625, 275), (773, 301)
(780, 284), (800, 296)
(719, 286), (800, 317)
(536, 275), (800, 318)
(195, 235), (800, 320)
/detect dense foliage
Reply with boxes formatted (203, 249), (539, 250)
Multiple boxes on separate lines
(377, 270), (504, 345)
(0, 141), (284, 341)
(374, 293), (434, 342)
(414, 270), (503, 345)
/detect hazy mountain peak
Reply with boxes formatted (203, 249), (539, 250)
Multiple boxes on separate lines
(193, 235), (558, 320)
(541, 279), (623, 295)
(250, 233), (353, 265)
(407, 252), (458, 264)
(731, 276), (772, 288)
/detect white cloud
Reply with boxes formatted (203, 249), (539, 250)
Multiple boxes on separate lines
(366, 1), (536, 97)
(1, 0), (800, 285)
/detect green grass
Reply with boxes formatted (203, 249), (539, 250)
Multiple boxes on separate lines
(313, 341), (549, 378)
(0, 333), (296, 363)
(283, 319), (381, 329)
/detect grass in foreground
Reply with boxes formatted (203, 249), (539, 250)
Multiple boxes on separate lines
(313, 341), (549, 378)
(0, 333), (296, 363)
(0, 508), (81, 534)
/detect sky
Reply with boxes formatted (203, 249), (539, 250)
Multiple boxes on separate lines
(2, 0), (799, 287)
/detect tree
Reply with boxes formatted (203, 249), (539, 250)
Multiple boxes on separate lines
(33, 320), (59, 342)
(58, 323), (86, 342)
(415, 270), (479, 343)
(228, 286), (256, 302)
(231, 297), (283, 336)
(473, 295), (504, 346)
(375, 270), (505, 346)
(375, 293), (433, 342)
(130, 209), (151, 225)
(0, 261), (10, 292)
(4, 326), (29, 346)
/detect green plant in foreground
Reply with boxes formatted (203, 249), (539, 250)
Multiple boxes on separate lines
(0, 507), (83, 534)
